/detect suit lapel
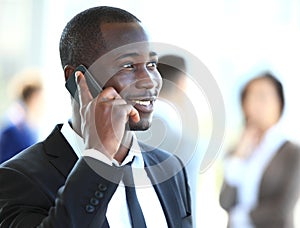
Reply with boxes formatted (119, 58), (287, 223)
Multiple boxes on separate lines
(140, 144), (182, 227)
(43, 124), (78, 178)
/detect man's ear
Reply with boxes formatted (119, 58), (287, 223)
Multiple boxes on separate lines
(64, 65), (75, 82)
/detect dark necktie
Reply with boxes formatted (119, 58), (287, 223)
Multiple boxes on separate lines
(123, 162), (147, 228)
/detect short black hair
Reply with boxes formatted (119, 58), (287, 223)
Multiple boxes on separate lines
(59, 6), (140, 68)
(241, 71), (285, 115)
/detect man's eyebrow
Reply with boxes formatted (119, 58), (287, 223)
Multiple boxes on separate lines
(149, 51), (158, 57)
(115, 51), (158, 61)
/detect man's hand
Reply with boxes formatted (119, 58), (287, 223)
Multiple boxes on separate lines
(75, 71), (140, 161)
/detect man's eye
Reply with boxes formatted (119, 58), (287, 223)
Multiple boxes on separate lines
(122, 63), (134, 69)
(147, 61), (157, 68)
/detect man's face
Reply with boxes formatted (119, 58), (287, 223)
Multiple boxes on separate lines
(89, 22), (162, 131)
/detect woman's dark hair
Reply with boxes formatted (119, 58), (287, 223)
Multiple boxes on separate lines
(240, 72), (285, 115)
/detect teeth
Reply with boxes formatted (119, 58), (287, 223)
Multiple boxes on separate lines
(134, 100), (151, 106)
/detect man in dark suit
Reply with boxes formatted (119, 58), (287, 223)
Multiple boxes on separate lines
(0, 6), (192, 228)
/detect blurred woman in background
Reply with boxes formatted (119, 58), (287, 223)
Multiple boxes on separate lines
(219, 72), (300, 228)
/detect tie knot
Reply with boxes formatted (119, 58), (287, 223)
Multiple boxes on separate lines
(123, 161), (135, 187)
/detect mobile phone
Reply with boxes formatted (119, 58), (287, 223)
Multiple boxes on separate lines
(65, 65), (102, 103)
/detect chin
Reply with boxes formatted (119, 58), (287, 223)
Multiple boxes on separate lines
(128, 118), (152, 131)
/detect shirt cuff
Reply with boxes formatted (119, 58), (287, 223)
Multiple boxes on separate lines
(83, 149), (120, 167)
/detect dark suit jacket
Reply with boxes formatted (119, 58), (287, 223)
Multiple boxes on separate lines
(219, 141), (300, 228)
(0, 124), (192, 228)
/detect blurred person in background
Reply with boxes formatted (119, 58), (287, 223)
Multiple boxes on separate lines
(0, 68), (44, 163)
(219, 72), (300, 228)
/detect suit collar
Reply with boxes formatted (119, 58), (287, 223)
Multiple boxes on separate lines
(60, 121), (85, 159)
(43, 124), (78, 177)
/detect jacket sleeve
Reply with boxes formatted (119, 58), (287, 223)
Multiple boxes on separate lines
(250, 145), (300, 227)
(219, 180), (238, 211)
(219, 157), (240, 211)
(0, 157), (123, 228)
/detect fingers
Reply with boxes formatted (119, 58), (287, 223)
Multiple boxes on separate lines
(76, 74), (140, 125)
(112, 103), (140, 123)
(128, 106), (140, 123)
(96, 87), (140, 123)
(76, 71), (93, 105)
(76, 71), (120, 105)
(97, 87), (122, 102)
(99, 99), (140, 123)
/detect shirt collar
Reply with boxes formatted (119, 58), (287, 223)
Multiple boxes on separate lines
(250, 121), (286, 164)
(60, 121), (144, 168)
(259, 121), (286, 150)
(122, 133), (144, 168)
(61, 121), (84, 158)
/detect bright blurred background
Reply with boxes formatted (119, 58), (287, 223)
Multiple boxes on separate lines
(1, 0), (300, 227)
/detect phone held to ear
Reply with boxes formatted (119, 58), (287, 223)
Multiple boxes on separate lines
(65, 65), (102, 103)
(65, 64), (135, 130)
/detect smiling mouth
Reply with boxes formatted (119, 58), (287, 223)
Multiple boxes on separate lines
(132, 100), (152, 106)
(127, 97), (157, 112)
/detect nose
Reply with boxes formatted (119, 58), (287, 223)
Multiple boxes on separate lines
(135, 67), (156, 89)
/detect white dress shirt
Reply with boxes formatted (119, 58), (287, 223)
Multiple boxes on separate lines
(224, 123), (286, 228)
(61, 122), (168, 227)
